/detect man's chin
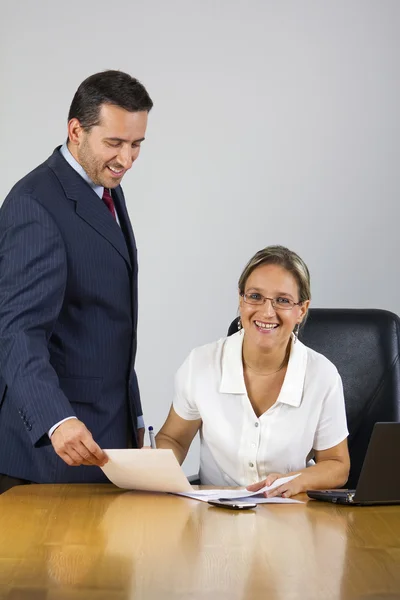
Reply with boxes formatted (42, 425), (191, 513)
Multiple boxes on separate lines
(100, 177), (122, 189)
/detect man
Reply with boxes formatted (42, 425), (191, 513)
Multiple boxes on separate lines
(0, 70), (153, 493)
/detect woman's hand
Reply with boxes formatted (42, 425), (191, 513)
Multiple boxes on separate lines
(246, 472), (303, 498)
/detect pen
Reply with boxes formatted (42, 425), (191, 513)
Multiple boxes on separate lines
(148, 426), (157, 449)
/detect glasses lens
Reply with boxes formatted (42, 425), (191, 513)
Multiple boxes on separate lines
(274, 297), (295, 310)
(244, 293), (263, 305)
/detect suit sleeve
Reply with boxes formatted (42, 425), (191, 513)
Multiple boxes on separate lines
(0, 193), (76, 446)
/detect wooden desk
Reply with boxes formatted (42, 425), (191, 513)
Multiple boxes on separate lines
(0, 485), (399, 600)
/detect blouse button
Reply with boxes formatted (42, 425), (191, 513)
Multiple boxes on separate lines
(255, 422), (259, 427)
(249, 462), (254, 468)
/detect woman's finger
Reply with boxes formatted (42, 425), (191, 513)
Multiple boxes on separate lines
(246, 479), (267, 492)
(266, 484), (288, 498)
(262, 473), (281, 487)
(281, 489), (292, 498)
(247, 473), (284, 492)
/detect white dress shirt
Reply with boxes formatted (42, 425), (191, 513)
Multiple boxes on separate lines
(173, 331), (349, 486)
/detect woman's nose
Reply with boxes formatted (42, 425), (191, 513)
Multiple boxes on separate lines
(262, 298), (276, 316)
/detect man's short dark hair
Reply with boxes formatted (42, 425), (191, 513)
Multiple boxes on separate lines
(68, 70), (153, 130)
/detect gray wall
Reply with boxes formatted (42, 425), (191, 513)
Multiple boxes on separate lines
(1, 0), (399, 474)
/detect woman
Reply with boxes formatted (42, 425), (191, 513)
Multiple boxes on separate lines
(156, 246), (350, 497)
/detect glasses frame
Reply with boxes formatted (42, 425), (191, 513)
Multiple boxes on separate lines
(241, 292), (303, 311)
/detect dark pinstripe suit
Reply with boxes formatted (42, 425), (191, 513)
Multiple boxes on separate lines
(0, 148), (142, 483)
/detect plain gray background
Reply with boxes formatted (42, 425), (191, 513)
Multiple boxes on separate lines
(1, 0), (399, 475)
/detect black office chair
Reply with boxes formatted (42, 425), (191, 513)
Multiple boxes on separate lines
(228, 308), (400, 488)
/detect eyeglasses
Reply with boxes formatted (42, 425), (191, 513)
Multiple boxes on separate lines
(241, 293), (303, 310)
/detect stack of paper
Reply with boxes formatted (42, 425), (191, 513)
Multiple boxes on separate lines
(101, 449), (303, 504)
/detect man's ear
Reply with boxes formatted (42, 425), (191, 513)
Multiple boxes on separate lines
(67, 118), (84, 146)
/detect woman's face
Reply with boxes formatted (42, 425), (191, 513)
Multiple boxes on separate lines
(239, 263), (310, 353)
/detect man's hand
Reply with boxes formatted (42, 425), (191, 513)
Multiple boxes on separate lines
(137, 427), (145, 449)
(51, 419), (108, 467)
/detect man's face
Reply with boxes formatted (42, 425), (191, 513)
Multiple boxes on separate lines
(70, 103), (148, 188)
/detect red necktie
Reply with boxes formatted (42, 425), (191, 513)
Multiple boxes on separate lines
(102, 188), (116, 220)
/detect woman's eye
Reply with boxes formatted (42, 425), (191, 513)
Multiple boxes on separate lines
(276, 297), (290, 304)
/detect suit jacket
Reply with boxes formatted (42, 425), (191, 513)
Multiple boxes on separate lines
(0, 148), (142, 483)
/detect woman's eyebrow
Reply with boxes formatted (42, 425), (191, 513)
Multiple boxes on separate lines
(245, 287), (294, 299)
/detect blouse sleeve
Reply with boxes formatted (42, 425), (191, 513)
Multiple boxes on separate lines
(313, 371), (349, 451)
(172, 351), (201, 421)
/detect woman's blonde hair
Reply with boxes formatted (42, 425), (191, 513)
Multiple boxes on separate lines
(238, 245), (311, 307)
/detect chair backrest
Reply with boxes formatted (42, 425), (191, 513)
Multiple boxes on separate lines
(227, 308), (400, 488)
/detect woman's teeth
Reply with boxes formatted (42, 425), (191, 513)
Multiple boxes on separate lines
(255, 321), (278, 329)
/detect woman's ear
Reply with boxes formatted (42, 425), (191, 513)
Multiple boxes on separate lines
(298, 299), (310, 323)
(238, 291), (243, 311)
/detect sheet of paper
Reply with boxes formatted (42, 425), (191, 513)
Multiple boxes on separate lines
(101, 449), (193, 493)
(174, 474), (301, 502)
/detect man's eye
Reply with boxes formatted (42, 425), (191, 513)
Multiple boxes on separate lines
(276, 297), (290, 304)
(107, 142), (120, 148)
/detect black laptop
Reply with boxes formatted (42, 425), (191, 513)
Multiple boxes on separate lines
(307, 422), (400, 506)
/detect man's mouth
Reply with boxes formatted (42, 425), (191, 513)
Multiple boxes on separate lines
(254, 320), (279, 331)
(107, 165), (125, 177)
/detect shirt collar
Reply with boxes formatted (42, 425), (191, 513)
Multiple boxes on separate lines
(219, 331), (247, 394)
(60, 142), (104, 200)
(219, 331), (308, 407)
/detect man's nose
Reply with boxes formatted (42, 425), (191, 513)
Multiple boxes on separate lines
(117, 146), (134, 170)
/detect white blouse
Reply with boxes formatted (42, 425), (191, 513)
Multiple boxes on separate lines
(173, 331), (349, 486)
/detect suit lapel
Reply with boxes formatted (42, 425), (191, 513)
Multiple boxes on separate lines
(47, 148), (131, 269)
(74, 194), (132, 269)
(112, 187), (139, 334)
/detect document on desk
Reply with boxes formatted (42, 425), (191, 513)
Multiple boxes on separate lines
(101, 449), (303, 503)
(176, 474), (303, 504)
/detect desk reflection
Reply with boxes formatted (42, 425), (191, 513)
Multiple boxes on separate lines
(1, 486), (400, 600)
(0, 486), (133, 599)
(336, 506), (400, 600)
(101, 496), (350, 600)
(100, 491), (199, 598)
